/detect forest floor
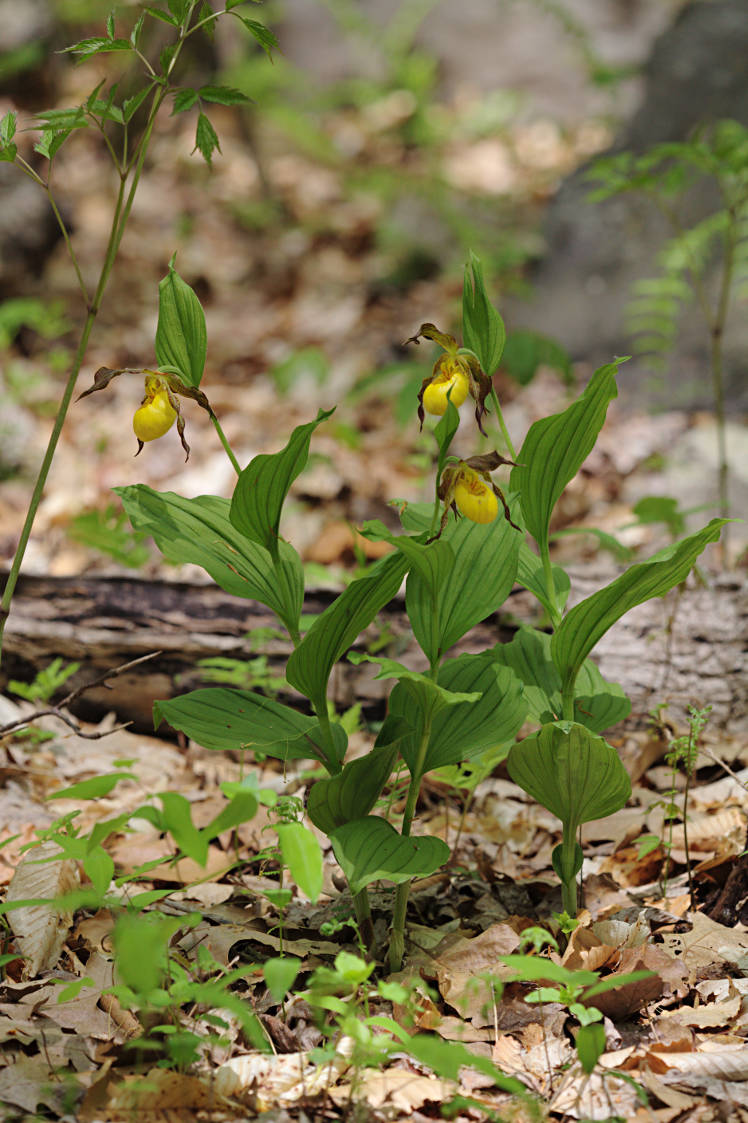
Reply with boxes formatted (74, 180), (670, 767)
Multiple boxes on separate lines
(0, 20), (747, 1122)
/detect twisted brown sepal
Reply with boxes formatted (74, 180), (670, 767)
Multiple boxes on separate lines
(403, 323), (459, 354)
(416, 375), (432, 431)
(76, 366), (133, 400)
(463, 451), (522, 473)
(470, 368), (494, 436)
(463, 452), (523, 533)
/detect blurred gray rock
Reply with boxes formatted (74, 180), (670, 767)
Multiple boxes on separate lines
(0, 164), (62, 299)
(507, 0), (748, 410)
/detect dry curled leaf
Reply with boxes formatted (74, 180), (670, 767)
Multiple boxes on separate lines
(5, 841), (79, 977)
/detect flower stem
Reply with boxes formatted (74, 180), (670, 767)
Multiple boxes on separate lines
(211, 415), (241, 476)
(387, 717), (432, 973)
(0, 82), (169, 666)
(489, 387), (517, 461)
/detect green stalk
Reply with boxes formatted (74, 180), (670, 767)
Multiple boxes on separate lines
(541, 547), (562, 629)
(387, 716), (432, 973)
(559, 819), (578, 916)
(212, 415), (241, 476)
(0, 69), (178, 663)
(489, 386), (517, 462)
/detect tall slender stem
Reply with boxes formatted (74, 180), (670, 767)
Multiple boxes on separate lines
(541, 547), (562, 630)
(212, 415), (241, 476)
(0, 79), (170, 663)
(489, 387), (517, 462)
(559, 820), (578, 916)
(387, 716), (432, 973)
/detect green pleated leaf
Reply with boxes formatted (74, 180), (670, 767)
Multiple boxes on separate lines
(307, 727), (401, 835)
(330, 817), (450, 895)
(389, 653), (527, 778)
(493, 627), (630, 733)
(516, 541), (571, 617)
(406, 515), (520, 664)
(349, 652), (481, 732)
(276, 822), (323, 902)
(153, 687), (322, 761)
(155, 260), (207, 388)
(115, 486), (303, 636)
(286, 551), (409, 711)
(551, 518), (729, 691)
(507, 721), (631, 831)
(370, 505), (520, 665)
(510, 361), (621, 556)
(230, 410), (334, 555)
(462, 251), (506, 375)
(435, 397), (460, 475)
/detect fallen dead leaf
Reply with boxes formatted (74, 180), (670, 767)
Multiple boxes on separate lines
(6, 840), (79, 976)
(330, 1066), (456, 1113)
(431, 923), (521, 1025)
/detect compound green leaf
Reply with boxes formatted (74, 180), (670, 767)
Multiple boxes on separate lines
(115, 486), (303, 636)
(155, 260), (207, 388)
(507, 722), (631, 831)
(510, 361), (621, 557)
(551, 518), (729, 691)
(330, 817), (450, 895)
(230, 410), (334, 555)
(286, 551), (409, 711)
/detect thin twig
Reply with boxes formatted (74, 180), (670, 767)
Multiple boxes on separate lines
(0, 650), (162, 738)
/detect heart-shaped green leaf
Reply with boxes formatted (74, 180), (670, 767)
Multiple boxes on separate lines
(507, 721), (631, 830)
(330, 817), (450, 895)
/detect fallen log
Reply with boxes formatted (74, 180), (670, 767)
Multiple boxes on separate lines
(1, 567), (745, 733)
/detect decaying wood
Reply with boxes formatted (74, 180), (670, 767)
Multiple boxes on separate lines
(1, 567), (745, 733)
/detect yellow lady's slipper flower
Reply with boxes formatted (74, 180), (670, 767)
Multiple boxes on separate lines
(407, 322), (493, 434)
(430, 451), (522, 541)
(77, 365), (216, 462)
(133, 385), (177, 442)
(421, 356), (470, 416)
(453, 466), (499, 524)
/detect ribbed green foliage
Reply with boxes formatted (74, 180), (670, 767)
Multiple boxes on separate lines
(116, 486), (303, 636)
(330, 817), (450, 895)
